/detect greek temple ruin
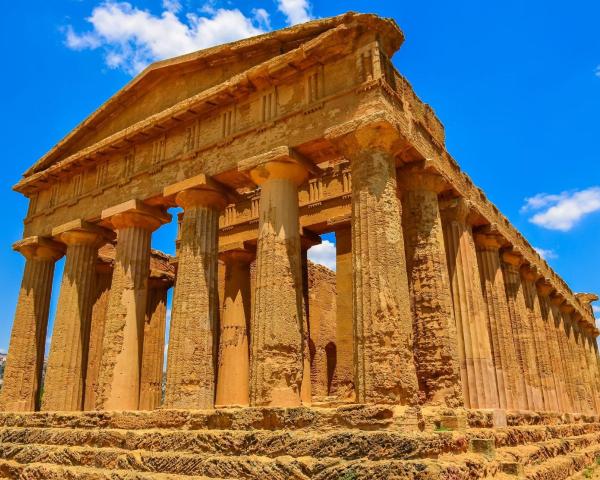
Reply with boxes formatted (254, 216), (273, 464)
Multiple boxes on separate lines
(1, 12), (599, 479)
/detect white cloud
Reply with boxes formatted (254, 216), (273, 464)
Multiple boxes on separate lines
(534, 247), (558, 260)
(593, 305), (600, 314)
(64, 0), (312, 75)
(308, 240), (336, 271)
(64, 1), (270, 75)
(0, 348), (7, 355)
(522, 187), (600, 231)
(278, 0), (312, 25)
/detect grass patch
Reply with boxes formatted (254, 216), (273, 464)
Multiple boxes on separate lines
(339, 469), (358, 480)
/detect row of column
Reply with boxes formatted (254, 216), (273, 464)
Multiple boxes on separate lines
(2, 131), (599, 413)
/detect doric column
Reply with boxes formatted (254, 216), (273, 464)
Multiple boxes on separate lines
(328, 121), (419, 406)
(95, 200), (170, 411)
(0, 237), (64, 412)
(215, 247), (253, 407)
(441, 199), (498, 410)
(570, 314), (595, 414)
(300, 234), (319, 405)
(561, 305), (589, 413)
(537, 281), (569, 413)
(139, 275), (171, 410)
(42, 221), (112, 411)
(243, 148), (308, 407)
(581, 326), (600, 414)
(474, 229), (520, 410)
(501, 251), (542, 411)
(520, 265), (558, 412)
(550, 296), (580, 413)
(399, 168), (462, 407)
(163, 175), (227, 409)
(332, 225), (354, 400)
(83, 257), (113, 411)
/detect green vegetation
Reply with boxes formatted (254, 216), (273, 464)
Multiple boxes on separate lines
(339, 469), (358, 480)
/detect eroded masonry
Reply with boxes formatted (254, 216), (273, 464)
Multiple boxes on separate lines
(2, 12), (599, 424)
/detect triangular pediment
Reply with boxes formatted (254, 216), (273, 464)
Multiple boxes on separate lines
(24, 12), (402, 179)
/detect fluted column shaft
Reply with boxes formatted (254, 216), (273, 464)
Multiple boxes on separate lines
(139, 280), (169, 410)
(537, 284), (569, 413)
(551, 300), (581, 413)
(475, 233), (521, 410)
(96, 204), (168, 411)
(581, 330), (600, 413)
(400, 172), (463, 407)
(345, 146), (419, 405)
(249, 160), (307, 407)
(501, 253), (541, 411)
(521, 267), (557, 412)
(561, 309), (588, 413)
(570, 318), (595, 414)
(216, 250), (253, 407)
(333, 226), (354, 399)
(0, 238), (63, 411)
(164, 189), (225, 409)
(441, 200), (498, 409)
(43, 226), (108, 411)
(84, 263), (112, 411)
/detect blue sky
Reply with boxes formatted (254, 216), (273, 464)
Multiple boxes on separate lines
(0, 0), (599, 353)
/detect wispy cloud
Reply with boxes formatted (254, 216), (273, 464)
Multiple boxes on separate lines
(521, 187), (600, 231)
(278, 0), (312, 25)
(64, 0), (312, 75)
(593, 305), (600, 314)
(308, 240), (336, 271)
(534, 247), (558, 260)
(595, 65), (600, 78)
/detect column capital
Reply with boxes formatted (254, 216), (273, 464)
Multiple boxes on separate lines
(164, 174), (230, 210)
(501, 249), (525, 268)
(520, 264), (541, 282)
(324, 110), (406, 158)
(101, 199), (171, 232)
(536, 278), (555, 297)
(397, 163), (449, 194)
(560, 303), (575, 314)
(52, 219), (115, 247)
(238, 146), (319, 186)
(576, 293), (599, 307)
(439, 197), (476, 224)
(473, 224), (509, 250)
(219, 242), (255, 264)
(550, 293), (566, 307)
(13, 236), (65, 261)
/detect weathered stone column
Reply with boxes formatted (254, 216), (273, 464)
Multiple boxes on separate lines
(332, 225), (354, 400)
(42, 221), (112, 411)
(83, 258), (113, 411)
(521, 266), (558, 412)
(550, 296), (580, 413)
(570, 315), (595, 414)
(399, 168), (462, 407)
(581, 327), (600, 414)
(501, 251), (542, 411)
(96, 200), (170, 411)
(474, 229), (521, 410)
(164, 175), (227, 409)
(0, 237), (64, 412)
(139, 276), (171, 410)
(327, 121), (419, 406)
(215, 248), (253, 407)
(441, 199), (498, 410)
(537, 281), (569, 413)
(243, 149), (308, 407)
(559, 305), (587, 413)
(300, 235), (319, 405)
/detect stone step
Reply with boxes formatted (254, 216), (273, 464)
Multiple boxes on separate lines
(0, 458), (232, 480)
(468, 422), (600, 448)
(0, 442), (487, 480)
(523, 443), (600, 480)
(0, 426), (466, 460)
(0, 406), (414, 433)
(496, 431), (600, 467)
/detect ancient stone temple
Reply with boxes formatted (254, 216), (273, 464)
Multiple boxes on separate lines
(1, 12), (600, 479)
